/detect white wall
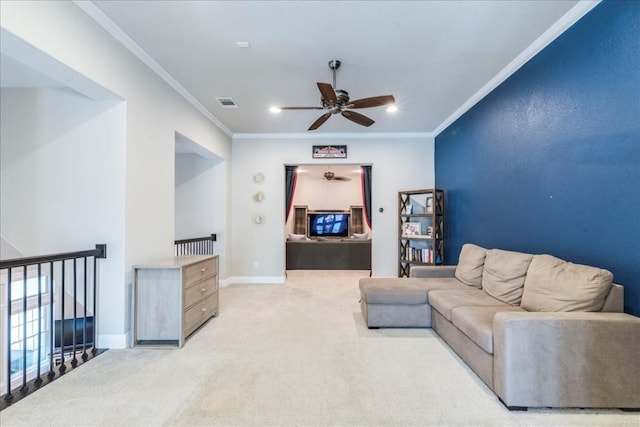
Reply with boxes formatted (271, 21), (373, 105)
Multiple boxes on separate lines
(0, 88), (125, 255)
(0, 87), (126, 335)
(175, 153), (227, 277)
(1, 1), (232, 347)
(175, 153), (224, 239)
(231, 136), (434, 280)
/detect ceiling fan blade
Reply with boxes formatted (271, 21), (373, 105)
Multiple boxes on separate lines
(280, 106), (324, 110)
(341, 110), (374, 127)
(308, 112), (332, 131)
(347, 95), (396, 109)
(317, 82), (337, 103)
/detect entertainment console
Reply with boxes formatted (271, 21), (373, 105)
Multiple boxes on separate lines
(286, 239), (371, 270)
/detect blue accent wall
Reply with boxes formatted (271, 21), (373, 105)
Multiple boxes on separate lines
(435, 1), (640, 315)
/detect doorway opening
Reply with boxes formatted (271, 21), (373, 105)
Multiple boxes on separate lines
(284, 164), (372, 270)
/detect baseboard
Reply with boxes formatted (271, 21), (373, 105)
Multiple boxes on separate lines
(97, 332), (129, 349)
(222, 276), (286, 286)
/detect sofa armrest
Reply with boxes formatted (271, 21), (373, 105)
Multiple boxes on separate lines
(409, 265), (456, 278)
(493, 311), (640, 408)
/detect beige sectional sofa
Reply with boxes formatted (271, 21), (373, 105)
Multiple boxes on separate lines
(359, 244), (640, 410)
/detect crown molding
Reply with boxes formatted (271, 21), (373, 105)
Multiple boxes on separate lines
(233, 132), (434, 141)
(73, 1), (233, 137)
(432, 0), (601, 137)
(75, 0), (598, 141)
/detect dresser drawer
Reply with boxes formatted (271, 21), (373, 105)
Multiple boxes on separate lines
(183, 258), (217, 285)
(183, 275), (217, 309)
(184, 292), (218, 336)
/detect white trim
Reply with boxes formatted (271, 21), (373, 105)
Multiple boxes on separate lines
(73, 1), (233, 137)
(222, 276), (286, 286)
(432, 0), (601, 137)
(97, 332), (129, 349)
(233, 132), (434, 140)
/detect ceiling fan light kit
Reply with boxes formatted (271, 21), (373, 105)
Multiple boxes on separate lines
(277, 59), (396, 131)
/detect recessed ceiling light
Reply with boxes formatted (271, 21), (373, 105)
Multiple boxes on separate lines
(386, 104), (398, 113)
(236, 41), (250, 48)
(269, 106), (282, 113)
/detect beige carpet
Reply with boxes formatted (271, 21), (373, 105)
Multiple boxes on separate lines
(1, 270), (637, 427)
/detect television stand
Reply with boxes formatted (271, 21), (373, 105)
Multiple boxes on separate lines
(285, 239), (371, 270)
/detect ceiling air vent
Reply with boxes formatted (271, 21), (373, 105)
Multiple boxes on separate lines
(215, 97), (238, 108)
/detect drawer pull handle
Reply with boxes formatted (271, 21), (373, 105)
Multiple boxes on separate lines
(201, 268), (206, 273)
(201, 288), (207, 292)
(201, 307), (207, 313)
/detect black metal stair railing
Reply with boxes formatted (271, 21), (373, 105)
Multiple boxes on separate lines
(174, 234), (216, 256)
(0, 244), (106, 410)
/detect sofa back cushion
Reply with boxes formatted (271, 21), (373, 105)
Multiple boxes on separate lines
(521, 254), (613, 312)
(481, 249), (533, 305)
(454, 244), (487, 288)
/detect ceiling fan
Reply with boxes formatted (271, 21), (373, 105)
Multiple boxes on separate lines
(323, 170), (351, 181)
(277, 60), (396, 131)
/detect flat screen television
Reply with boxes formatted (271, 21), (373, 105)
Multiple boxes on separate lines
(308, 212), (350, 237)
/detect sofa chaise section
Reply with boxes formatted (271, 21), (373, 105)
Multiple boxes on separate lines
(358, 244), (640, 409)
(359, 269), (468, 328)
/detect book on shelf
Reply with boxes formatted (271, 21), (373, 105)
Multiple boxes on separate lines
(404, 247), (434, 263)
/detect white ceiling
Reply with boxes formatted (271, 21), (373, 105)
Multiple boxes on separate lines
(87, 0), (593, 136)
(18, 1), (594, 137)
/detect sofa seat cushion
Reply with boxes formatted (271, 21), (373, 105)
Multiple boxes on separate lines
(482, 249), (534, 306)
(360, 277), (469, 305)
(521, 254), (614, 312)
(451, 305), (526, 354)
(454, 243), (487, 288)
(429, 289), (508, 321)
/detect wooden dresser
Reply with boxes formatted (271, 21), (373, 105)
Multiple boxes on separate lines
(133, 255), (218, 348)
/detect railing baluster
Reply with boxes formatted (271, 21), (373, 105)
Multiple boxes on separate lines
(82, 257), (88, 362)
(71, 259), (78, 368)
(59, 261), (66, 375)
(35, 263), (43, 387)
(21, 265), (28, 394)
(4, 268), (14, 403)
(48, 261), (55, 381)
(92, 255), (97, 356)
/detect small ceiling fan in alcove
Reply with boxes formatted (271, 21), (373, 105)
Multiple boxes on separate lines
(275, 60), (396, 130)
(323, 170), (351, 182)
